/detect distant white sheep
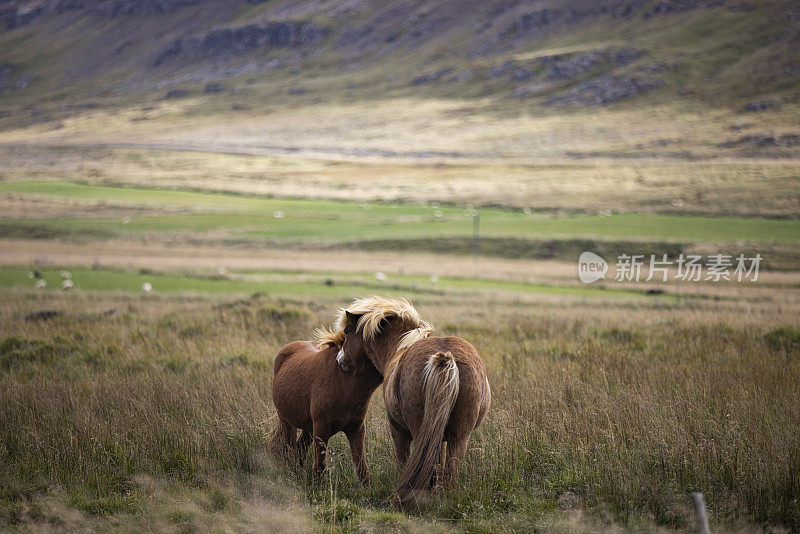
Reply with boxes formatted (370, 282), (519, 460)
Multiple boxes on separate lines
(35, 279), (47, 289)
(61, 279), (74, 291)
(142, 282), (152, 293)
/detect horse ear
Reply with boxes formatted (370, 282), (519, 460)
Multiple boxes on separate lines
(345, 311), (361, 327)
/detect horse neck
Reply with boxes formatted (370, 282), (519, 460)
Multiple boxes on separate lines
(383, 347), (406, 381)
(367, 333), (402, 376)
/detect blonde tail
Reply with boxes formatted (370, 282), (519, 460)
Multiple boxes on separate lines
(394, 351), (459, 506)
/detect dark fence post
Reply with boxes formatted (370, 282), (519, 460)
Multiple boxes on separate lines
(472, 210), (480, 265)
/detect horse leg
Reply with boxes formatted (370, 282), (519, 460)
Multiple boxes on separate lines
(297, 430), (312, 466)
(272, 416), (297, 459)
(345, 422), (370, 486)
(312, 422), (332, 480)
(443, 435), (470, 489)
(390, 423), (411, 468)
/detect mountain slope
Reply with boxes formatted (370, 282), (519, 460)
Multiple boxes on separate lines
(2, 0), (799, 104)
(0, 0), (798, 161)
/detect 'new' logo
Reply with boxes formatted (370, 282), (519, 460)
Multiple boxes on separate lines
(578, 252), (608, 284)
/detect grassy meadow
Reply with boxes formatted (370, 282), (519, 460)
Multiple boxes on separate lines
(0, 288), (798, 533)
(2, 180), (799, 245)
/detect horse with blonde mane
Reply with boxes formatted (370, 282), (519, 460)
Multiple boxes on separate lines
(318, 296), (491, 506)
(271, 339), (382, 484)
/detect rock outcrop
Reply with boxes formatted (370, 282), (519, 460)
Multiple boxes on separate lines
(154, 22), (328, 66)
(543, 75), (663, 106)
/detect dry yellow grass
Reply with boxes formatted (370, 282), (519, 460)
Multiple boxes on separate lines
(1, 95), (799, 217)
(1, 287), (798, 531)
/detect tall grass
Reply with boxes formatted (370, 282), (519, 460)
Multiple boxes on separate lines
(0, 290), (798, 531)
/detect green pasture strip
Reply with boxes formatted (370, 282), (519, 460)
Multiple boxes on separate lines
(8, 210), (799, 243)
(235, 269), (645, 299)
(5, 209), (799, 245)
(2, 180), (799, 242)
(0, 180), (445, 218)
(0, 267), (381, 298)
(0, 266), (648, 300)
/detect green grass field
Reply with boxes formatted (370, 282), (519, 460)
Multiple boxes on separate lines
(0, 266), (649, 300)
(3, 181), (798, 244)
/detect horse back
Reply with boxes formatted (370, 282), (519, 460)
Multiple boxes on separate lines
(273, 340), (382, 434)
(405, 336), (486, 381)
(274, 340), (318, 376)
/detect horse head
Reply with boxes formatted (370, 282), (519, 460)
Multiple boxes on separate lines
(336, 311), (373, 374)
(320, 297), (432, 376)
(338, 314), (433, 379)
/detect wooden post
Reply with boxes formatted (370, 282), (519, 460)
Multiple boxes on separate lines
(691, 492), (711, 534)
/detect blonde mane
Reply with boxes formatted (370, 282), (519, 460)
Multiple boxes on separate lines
(315, 296), (433, 350)
(314, 325), (346, 348)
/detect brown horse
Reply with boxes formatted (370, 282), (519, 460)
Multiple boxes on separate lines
(271, 339), (382, 484)
(317, 296), (491, 506)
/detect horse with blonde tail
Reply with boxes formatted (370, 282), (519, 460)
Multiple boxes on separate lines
(318, 296), (490, 506)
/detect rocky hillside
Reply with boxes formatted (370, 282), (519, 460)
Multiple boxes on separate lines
(0, 0), (798, 122)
